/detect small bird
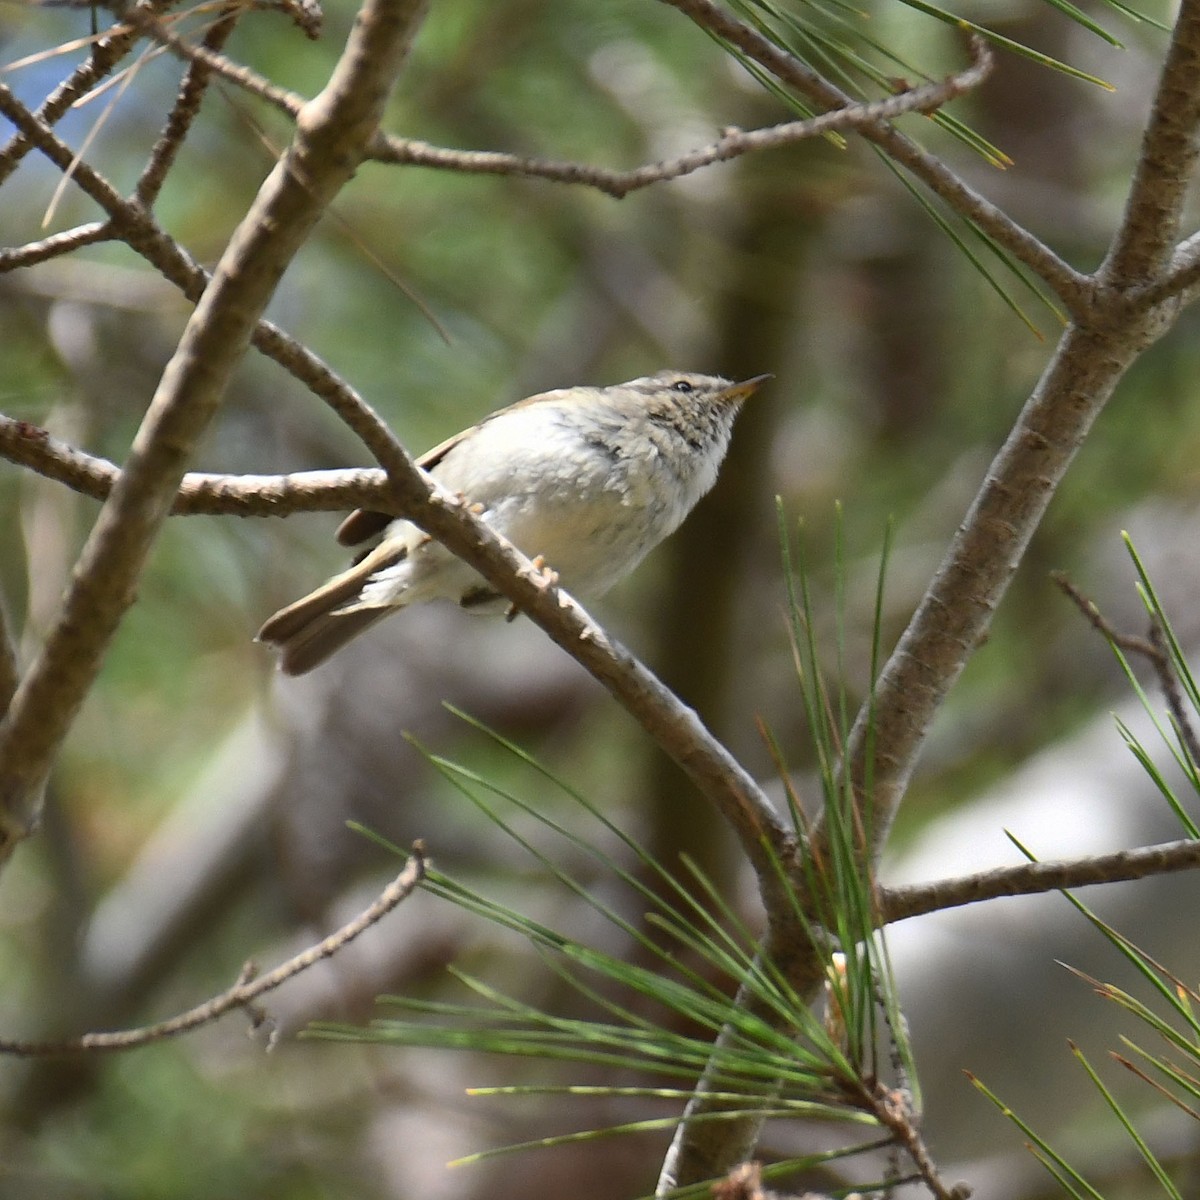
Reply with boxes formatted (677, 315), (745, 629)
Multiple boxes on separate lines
(258, 370), (768, 675)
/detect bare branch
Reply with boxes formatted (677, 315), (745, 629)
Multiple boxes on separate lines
(0, 83), (420, 476)
(0, 222), (112, 271)
(364, 475), (797, 888)
(372, 37), (994, 198)
(0, 0), (172, 188)
(880, 838), (1200, 924)
(863, 1082), (968, 1200)
(842, 0), (1200, 865)
(0, 0), (433, 861)
(1101, 0), (1200, 286)
(1117, 228), (1200, 312)
(656, 0), (1095, 317)
(0, 846), (426, 1055)
(135, 4), (245, 207)
(0, 416), (400, 514)
(0, 83), (150, 225)
(1053, 571), (1200, 775)
(849, 332), (1151, 859)
(115, 3), (305, 120)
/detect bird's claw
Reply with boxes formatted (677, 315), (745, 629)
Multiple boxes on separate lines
(529, 555), (560, 590)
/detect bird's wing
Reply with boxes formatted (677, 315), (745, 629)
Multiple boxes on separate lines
(333, 423), (483, 546)
(334, 390), (567, 547)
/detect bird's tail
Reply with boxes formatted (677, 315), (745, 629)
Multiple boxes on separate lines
(257, 543), (406, 675)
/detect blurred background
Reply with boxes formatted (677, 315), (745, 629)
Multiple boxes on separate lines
(1, 0), (1199, 1196)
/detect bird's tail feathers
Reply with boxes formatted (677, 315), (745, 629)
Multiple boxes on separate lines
(257, 543), (407, 675)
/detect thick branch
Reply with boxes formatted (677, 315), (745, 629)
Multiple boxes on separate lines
(0, 848), (425, 1054)
(1102, 0), (1200, 285)
(843, 0), (1200, 863)
(845, 324), (1145, 858)
(880, 838), (1200, 924)
(0, 0), (431, 860)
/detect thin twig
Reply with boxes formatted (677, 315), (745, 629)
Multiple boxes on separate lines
(135, 5), (244, 207)
(114, 4), (305, 119)
(864, 1081), (969, 1200)
(656, 0), (1096, 318)
(1118, 229), (1200, 310)
(0, 82), (447, 486)
(879, 837), (1200, 924)
(1051, 571), (1161, 661)
(1053, 571), (1200, 773)
(0, 0), (173, 188)
(0, 222), (112, 271)
(372, 37), (993, 198)
(0, 847), (426, 1055)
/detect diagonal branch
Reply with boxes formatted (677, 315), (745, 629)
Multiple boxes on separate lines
(0, 222), (112, 271)
(0, 0), (432, 862)
(845, 0), (1200, 866)
(657, 0), (1096, 317)
(1101, 0), (1200, 286)
(134, 4), (245, 207)
(0, 846), (426, 1054)
(1118, 228), (1200, 310)
(0, 82), (426, 478)
(0, 0), (172, 187)
(330, 450), (796, 892)
(113, 2), (307, 120)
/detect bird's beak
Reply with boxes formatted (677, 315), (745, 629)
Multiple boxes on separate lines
(720, 373), (772, 403)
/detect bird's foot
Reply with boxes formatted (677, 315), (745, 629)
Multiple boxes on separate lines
(528, 554), (560, 590)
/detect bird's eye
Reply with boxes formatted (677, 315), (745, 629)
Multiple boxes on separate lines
(672, 379), (694, 393)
